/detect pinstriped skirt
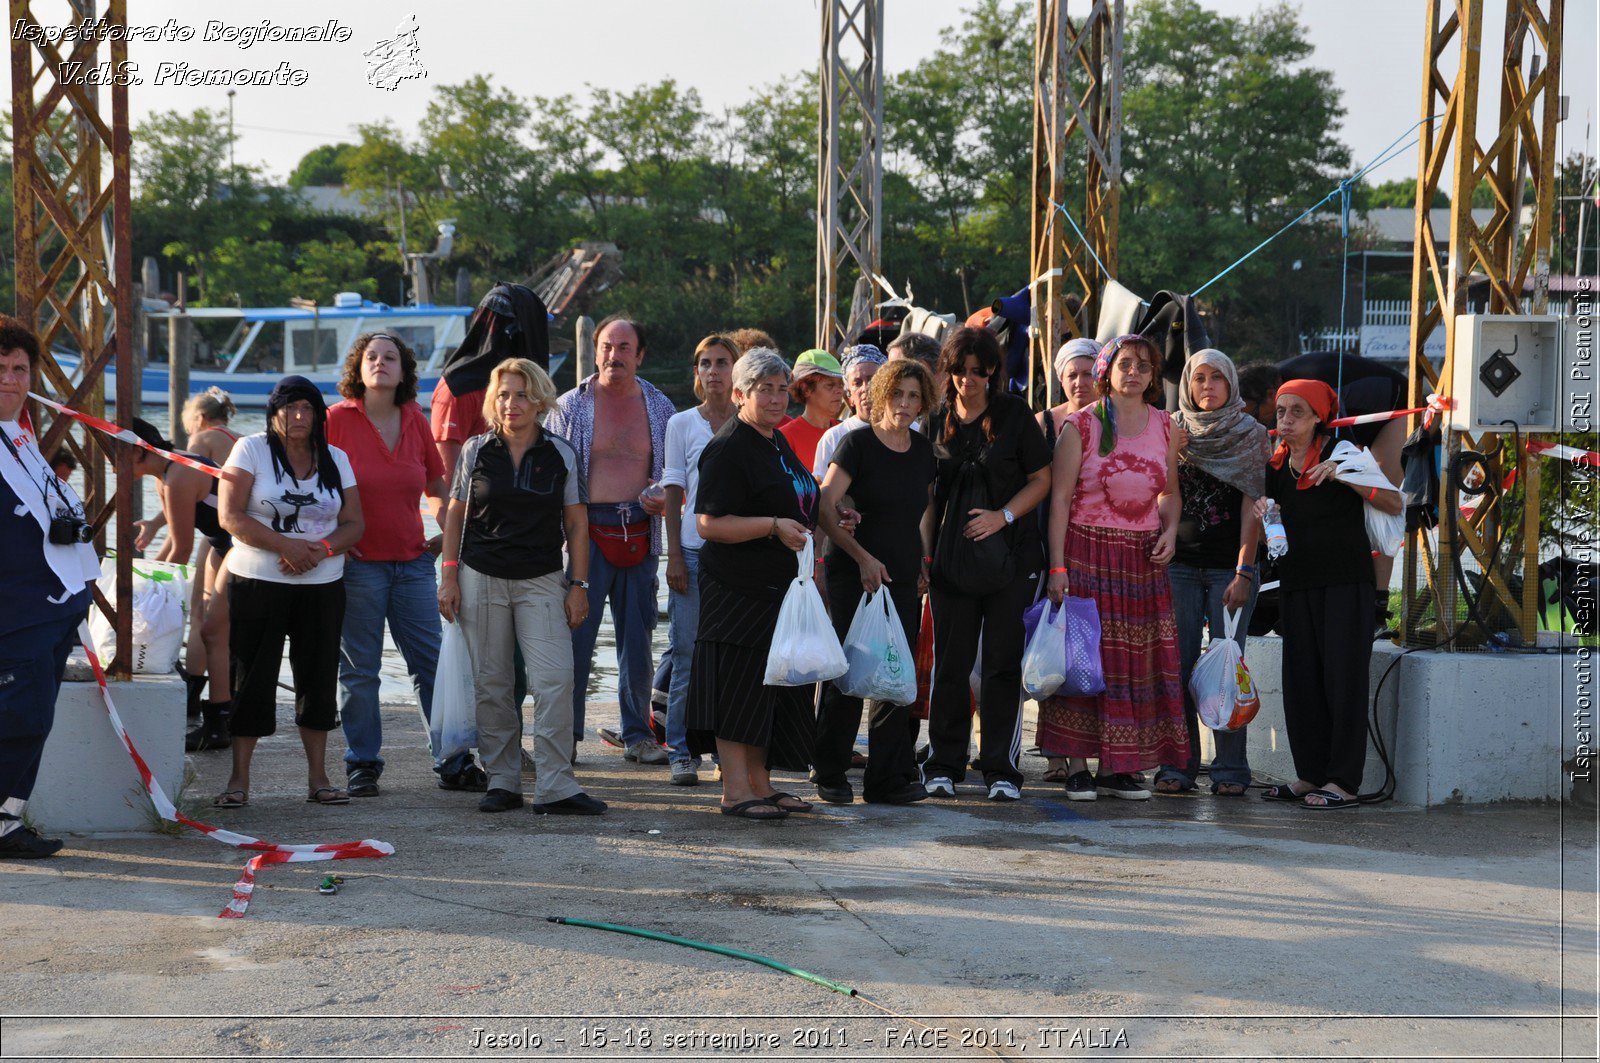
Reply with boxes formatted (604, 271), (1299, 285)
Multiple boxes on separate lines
(686, 576), (815, 771)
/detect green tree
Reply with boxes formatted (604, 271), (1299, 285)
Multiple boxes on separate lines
(1554, 151), (1597, 276)
(287, 143), (359, 187)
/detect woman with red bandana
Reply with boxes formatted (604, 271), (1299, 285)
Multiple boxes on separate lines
(1040, 334), (1187, 802)
(1255, 380), (1402, 810)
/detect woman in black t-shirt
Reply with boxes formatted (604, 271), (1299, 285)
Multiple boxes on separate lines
(690, 349), (821, 821)
(923, 328), (1052, 801)
(1155, 350), (1268, 797)
(814, 360), (938, 806)
(1257, 379), (1402, 810)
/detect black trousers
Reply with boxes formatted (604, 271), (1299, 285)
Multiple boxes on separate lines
(229, 576), (345, 737)
(925, 567), (1036, 787)
(1278, 582), (1374, 794)
(814, 573), (921, 799)
(0, 612), (83, 809)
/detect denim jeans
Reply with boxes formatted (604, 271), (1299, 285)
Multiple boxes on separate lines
(664, 548), (700, 765)
(571, 540), (659, 748)
(339, 556), (441, 772)
(1161, 562), (1257, 788)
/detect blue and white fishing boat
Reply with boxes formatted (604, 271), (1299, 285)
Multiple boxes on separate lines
(59, 294), (475, 408)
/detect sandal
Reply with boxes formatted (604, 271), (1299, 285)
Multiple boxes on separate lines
(213, 789), (247, 809)
(306, 786), (350, 805)
(765, 791), (813, 813)
(720, 798), (788, 820)
(1211, 782), (1249, 797)
(1260, 783), (1309, 803)
(1300, 788), (1358, 810)
(1042, 764), (1069, 783)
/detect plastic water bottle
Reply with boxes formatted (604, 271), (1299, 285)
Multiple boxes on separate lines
(638, 482), (666, 508)
(1262, 500), (1288, 559)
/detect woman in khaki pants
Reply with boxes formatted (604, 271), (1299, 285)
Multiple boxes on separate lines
(437, 357), (606, 816)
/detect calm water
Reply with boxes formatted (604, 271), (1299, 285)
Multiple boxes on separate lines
(101, 405), (667, 707)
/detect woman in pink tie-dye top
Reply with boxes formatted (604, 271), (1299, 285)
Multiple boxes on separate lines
(1038, 334), (1187, 802)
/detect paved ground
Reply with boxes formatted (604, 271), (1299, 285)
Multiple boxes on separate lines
(0, 701), (1595, 1062)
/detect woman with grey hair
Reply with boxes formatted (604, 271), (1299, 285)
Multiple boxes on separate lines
(686, 348), (821, 820)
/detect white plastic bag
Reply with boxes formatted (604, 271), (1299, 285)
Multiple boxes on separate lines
(429, 620), (478, 763)
(1329, 440), (1405, 557)
(1021, 599), (1068, 700)
(764, 539), (848, 687)
(839, 587), (917, 704)
(87, 565), (185, 674)
(1188, 608), (1261, 733)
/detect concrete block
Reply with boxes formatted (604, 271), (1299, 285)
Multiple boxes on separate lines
(29, 671), (184, 834)
(1245, 635), (1568, 805)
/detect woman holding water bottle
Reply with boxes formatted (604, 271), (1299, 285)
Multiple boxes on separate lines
(1257, 379), (1402, 810)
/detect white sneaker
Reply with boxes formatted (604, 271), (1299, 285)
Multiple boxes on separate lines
(925, 776), (956, 799)
(987, 780), (1021, 802)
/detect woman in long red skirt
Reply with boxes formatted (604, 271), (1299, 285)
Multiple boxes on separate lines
(1038, 334), (1187, 800)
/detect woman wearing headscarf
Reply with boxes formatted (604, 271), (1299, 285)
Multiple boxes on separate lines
(1152, 350), (1269, 796)
(1257, 379), (1401, 809)
(217, 376), (363, 808)
(1040, 334), (1186, 802)
(811, 344), (886, 480)
(1035, 337), (1101, 783)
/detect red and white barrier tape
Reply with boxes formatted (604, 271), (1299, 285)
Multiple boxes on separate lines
(76, 624), (393, 918)
(1527, 439), (1600, 468)
(29, 392), (222, 478)
(1323, 394), (1456, 431)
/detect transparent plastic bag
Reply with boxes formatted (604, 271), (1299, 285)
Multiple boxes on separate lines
(839, 587), (917, 705)
(764, 539), (848, 687)
(1188, 608), (1261, 732)
(1021, 598), (1068, 699)
(429, 619), (478, 762)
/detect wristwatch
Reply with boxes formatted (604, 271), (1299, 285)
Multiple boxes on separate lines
(1001, 508), (1015, 526)
(569, 578), (590, 590)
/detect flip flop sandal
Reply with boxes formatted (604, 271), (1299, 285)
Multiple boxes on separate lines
(720, 798), (788, 820)
(307, 786), (351, 805)
(213, 789), (247, 809)
(1299, 788), (1358, 810)
(1042, 766), (1069, 783)
(1260, 784), (1307, 803)
(765, 791), (813, 813)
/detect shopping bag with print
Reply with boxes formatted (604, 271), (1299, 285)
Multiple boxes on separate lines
(839, 587), (917, 705)
(1189, 608), (1260, 732)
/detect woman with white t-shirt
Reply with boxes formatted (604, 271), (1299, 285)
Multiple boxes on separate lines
(659, 333), (738, 786)
(216, 376), (363, 809)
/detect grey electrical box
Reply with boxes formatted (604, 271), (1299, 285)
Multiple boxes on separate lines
(1449, 315), (1563, 433)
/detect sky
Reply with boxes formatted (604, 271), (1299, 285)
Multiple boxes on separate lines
(17, 1), (1600, 187)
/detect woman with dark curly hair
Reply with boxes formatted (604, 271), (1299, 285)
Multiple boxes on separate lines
(326, 332), (464, 797)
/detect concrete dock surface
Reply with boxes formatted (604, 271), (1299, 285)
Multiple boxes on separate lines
(1, 701), (1595, 1062)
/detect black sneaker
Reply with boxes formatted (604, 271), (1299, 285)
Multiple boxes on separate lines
(478, 788), (524, 813)
(0, 824), (64, 859)
(1095, 772), (1152, 800)
(814, 777), (854, 804)
(346, 765), (380, 798)
(1063, 770), (1098, 802)
(531, 792), (607, 815)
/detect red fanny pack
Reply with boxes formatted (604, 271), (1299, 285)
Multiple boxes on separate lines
(588, 521), (651, 568)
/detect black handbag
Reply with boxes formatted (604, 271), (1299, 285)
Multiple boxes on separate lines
(931, 453), (1015, 595)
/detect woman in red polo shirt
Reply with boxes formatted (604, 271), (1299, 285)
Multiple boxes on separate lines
(327, 333), (479, 797)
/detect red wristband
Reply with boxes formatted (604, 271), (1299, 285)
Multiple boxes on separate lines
(1366, 486), (1380, 501)
(319, 538), (334, 557)
(1049, 566), (1069, 574)
(442, 559), (460, 568)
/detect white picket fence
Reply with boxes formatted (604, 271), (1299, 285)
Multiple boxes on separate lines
(1302, 298), (1572, 355)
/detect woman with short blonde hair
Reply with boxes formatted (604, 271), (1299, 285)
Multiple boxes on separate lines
(439, 358), (605, 815)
